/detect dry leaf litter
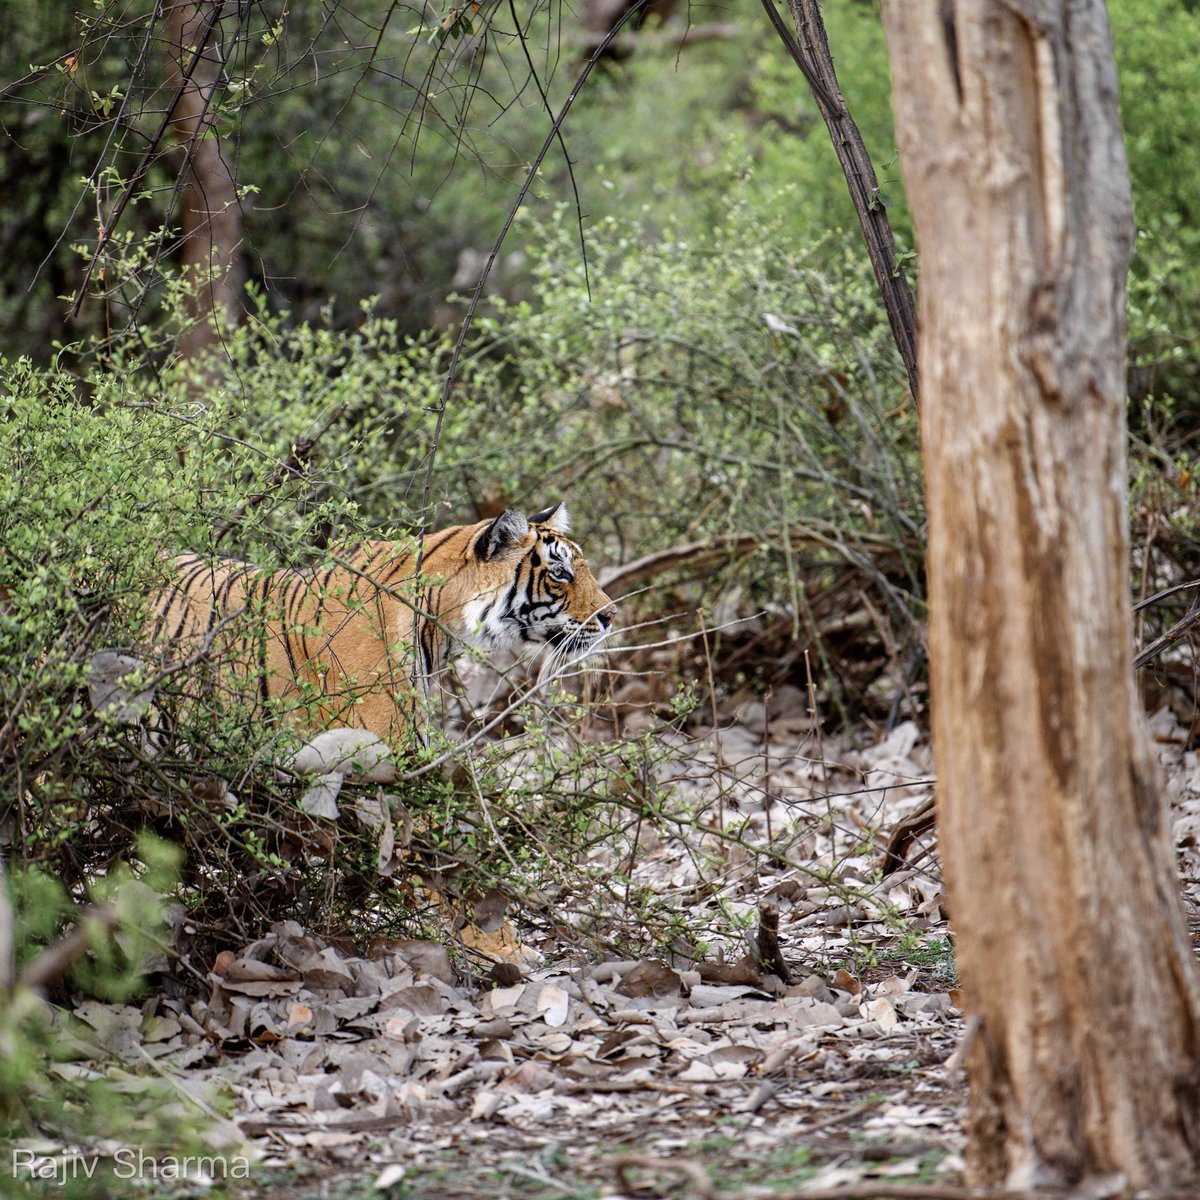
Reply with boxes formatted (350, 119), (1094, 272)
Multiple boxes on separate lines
(22, 697), (1200, 1194)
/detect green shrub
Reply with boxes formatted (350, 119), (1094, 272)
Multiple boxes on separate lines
(1, 345), (408, 941)
(1, 192), (926, 967)
(1, 838), (227, 1199)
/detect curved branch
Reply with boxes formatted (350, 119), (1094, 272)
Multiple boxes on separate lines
(597, 526), (909, 594)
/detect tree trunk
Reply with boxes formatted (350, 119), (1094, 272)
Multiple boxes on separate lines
(0, 853), (13, 992)
(165, 0), (244, 361)
(880, 1), (1200, 1189)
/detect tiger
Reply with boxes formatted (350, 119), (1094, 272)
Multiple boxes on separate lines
(149, 502), (616, 741)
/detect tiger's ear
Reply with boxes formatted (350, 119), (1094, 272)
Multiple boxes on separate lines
(527, 501), (571, 533)
(474, 507), (530, 561)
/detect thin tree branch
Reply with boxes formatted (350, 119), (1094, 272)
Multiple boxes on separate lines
(211, 400), (350, 543)
(597, 527), (907, 594)
(1134, 592), (1200, 670)
(15, 903), (119, 992)
(759, 0), (920, 407)
(1134, 577), (1200, 613)
(67, 1), (228, 319)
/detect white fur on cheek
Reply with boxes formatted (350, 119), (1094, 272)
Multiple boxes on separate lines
(461, 594), (520, 651)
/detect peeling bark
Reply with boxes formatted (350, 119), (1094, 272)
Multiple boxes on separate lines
(165, 0), (244, 361)
(881, 0), (1200, 1188)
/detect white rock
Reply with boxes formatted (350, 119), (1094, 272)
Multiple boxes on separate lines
(300, 772), (343, 819)
(88, 651), (156, 723)
(289, 729), (396, 782)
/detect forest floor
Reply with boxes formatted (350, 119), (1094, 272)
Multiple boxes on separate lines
(20, 693), (1200, 1200)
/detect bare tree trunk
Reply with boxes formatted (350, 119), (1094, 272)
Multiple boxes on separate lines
(165, 0), (244, 361)
(880, 1), (1200, 1189)
(0, 853), (14, 992)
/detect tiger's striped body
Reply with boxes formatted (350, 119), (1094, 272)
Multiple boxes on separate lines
(150, 504), (614, 741)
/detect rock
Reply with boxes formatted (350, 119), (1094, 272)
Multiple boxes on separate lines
(289, 729), (396, 782)
(88, 650), (156, 723)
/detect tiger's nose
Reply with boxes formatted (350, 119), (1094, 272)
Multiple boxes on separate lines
(596, 609), (615, 631)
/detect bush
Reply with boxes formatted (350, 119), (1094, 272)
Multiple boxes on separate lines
(1, 345), (406, 945)
(1, 839), (229, 1198)
(1, 194), (928, 970)
(470, 203), (926, 724)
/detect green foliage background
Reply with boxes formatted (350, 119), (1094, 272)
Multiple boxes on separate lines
(2, 0), (1194, 395)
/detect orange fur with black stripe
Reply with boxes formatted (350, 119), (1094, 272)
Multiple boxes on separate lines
(149, 503), (614, 741)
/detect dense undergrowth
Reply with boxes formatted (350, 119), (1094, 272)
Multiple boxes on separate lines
(5, 199), (1200, 971)
(0, 207), (921, 958)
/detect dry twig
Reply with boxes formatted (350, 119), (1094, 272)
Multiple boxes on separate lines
(599, 528), (906, 595)
(16, 902), (119, 992)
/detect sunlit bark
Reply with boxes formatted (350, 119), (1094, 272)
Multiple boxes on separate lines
(882, 0), (1200, 1187)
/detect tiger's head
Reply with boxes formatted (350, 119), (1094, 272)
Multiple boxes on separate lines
(454, 502), (615, 657)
